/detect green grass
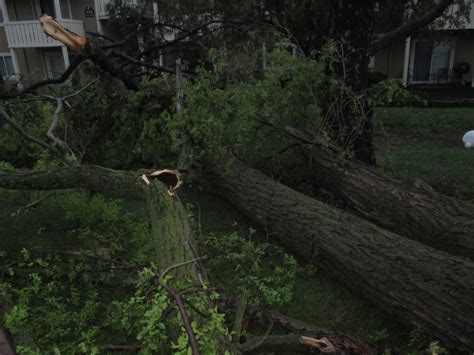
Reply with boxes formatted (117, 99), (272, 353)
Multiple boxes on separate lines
(378, 143), (474, 198)
(376, 107), (474, 136)
(375, 107), (474, 198)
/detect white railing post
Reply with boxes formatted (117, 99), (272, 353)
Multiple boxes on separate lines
(94, 0), (103, 33)
(1, 0), (9, 21)
(9, 48), (20, 80)
(402, 36), (411, 87)
(53, 0), (63, 19)
(62, 46), (70, 68)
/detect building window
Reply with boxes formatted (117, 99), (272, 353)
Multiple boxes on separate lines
(369, 56), (375, 69)
(60, 0), (72, 19)
(0, 54), (15, 79)
(35, 0), (72, 19)
(45, 52), (66, 79)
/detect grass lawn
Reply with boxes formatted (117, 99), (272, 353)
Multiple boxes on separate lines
(375, 107), (474, 199)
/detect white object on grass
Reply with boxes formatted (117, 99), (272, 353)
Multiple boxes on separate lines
(463, 130), (474, 148)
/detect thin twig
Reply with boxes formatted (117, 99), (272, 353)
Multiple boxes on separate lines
(0, 107), (57, 153)
(162, 283), (201, 355)
(159, 256), (207, 281)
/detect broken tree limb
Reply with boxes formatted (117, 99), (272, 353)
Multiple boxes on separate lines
(217, 294), (375, 354)
(368, 0), (454, 55)
(39, 15), (87, 55)
(206, 154), (474, 351)
(0, 165), (143, 200)
(267, 311), (374, 354)
(285, 126), (474, 261)
(141, 169), (184, 196)
(240, 334), (336, 353)
(40, 14), (139, 90)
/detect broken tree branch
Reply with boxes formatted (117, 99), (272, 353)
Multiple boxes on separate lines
(0, 107), (55, 153)
(369, 0), (455, 55)
(240, 333), (337, 353)
(159, 256), (208, 281)
(0, 57), (84, 100)
(39, 15), (87, 55)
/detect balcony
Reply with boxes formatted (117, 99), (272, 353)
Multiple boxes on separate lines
(4, 19), (85, 48)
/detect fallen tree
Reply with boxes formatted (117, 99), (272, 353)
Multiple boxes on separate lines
(284, 126), (474, 261)
(206, 154), (474, 351)
(0, 19), (378, 353)
(0, 165), (376, 354)
(19, 16), (471, 351)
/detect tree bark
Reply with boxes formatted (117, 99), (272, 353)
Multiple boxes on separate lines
(206, 155), (474, 351)
(0, 165), (143, 200)
(285, 127), (474, 261)
(143, 181), (203, 280)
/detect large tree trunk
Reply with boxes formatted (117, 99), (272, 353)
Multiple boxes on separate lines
(206, 155), (474, 351)
(286, 126), (474, 260)
(326, 1), (377, 165)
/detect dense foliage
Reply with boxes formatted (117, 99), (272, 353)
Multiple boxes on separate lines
(0, 187), (304, 353)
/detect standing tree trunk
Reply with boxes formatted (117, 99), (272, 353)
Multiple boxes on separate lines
(206, 155), (474, 351)
(326, 0), (377, 165)
(285, 126), (474, 260)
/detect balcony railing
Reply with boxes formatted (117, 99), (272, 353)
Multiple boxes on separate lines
(4, 19), (85, 48)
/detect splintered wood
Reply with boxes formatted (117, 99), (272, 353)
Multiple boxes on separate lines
(140, 169), (183, 196)
(39, 14), (87, 55)
(300, 335), (336, 353)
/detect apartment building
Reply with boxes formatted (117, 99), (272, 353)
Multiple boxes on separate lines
(0, 0), (157, 83)
(372, 2), (474, 87)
